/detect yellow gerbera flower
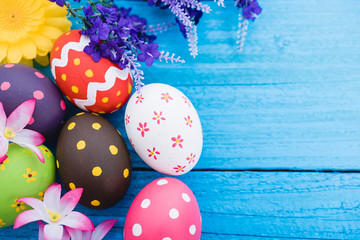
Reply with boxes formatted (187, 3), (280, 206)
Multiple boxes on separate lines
(0, 0), (71, 66)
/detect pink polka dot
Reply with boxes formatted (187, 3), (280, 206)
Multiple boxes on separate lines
(35, 72), (45, 78)
(28, 117), (34, 125)
(33, 90), (44, 100)
(4, 64), (15, 68)
(1, 82), (10, 91)
(60, 100), (66, 110)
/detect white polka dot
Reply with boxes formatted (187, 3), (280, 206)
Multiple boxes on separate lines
(141, 199), (151, 208)
(182, 193), (190, 202)
(189, 225), (196, 235)
(163, 238), (172, 240)
(132, 224), (142, 236)
(169, 208), (179, 219)
(157, 179), (168, 185)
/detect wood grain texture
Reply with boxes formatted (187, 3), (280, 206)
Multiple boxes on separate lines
(2, 0), (360, 239)
(3, 171), (360, 239)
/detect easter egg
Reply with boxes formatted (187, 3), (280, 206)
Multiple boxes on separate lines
(124, 177), (201, 239)
(56, 112), (132, 209)
(0, 144), (56, 227)
(125, 83), (203, 175)
(50, 30), (133, 114)
(0, 64), (66, 138)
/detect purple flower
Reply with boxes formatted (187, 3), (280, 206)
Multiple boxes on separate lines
(96, 4), (118, 24)
(84, 41), (102, 62)
(49, 0), (65, 7)
(127, 15), (147, 33)
(137, 43), (161, 67)
(115, 18), (130, 38)
(81, 17), (110, 42)
(242, 1), (262, 20)
(119, 7), (132, 18)
(100, 40), (124, 62)
(83, 4), (94, 18)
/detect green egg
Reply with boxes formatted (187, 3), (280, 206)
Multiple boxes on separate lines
(0, 144), (56, 228)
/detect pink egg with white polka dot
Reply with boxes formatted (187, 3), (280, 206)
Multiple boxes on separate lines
(124, 177), (201, 240)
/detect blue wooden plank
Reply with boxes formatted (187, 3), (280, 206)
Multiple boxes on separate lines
(3, 171), (360, 239)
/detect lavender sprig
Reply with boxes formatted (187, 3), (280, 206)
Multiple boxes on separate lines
(147, 0), (213, 57)
(234, 0), (262, 53)
(214, 0), (225, 7)
(144, 22), (176, 35)
(236, 13), (249, 53)
(186, 24), (198, 58)
(159, 51), (185, 63)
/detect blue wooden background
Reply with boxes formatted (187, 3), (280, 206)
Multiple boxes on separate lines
(2, 0), (360, 239)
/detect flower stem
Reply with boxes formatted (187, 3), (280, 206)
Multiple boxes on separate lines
(64, 1), (92, 28)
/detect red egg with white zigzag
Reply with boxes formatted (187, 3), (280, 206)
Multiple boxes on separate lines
(50, 30), (133, 114)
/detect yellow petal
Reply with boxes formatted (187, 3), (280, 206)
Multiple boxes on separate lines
(29, 33), (52, 52)
(36, 48), (48, 57)
(18, 39), (37, 59)
(38, 26), (63, 40)
(35, 55), (49, 67)
(7, 44), (22, 63)
(45, 17), (72, 31)
(0, 42), (8, 62)
(44, 4), (68, 18)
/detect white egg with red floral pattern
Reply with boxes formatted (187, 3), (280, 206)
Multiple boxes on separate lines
(124, 177), (202, 240)
(125, 83), (202, 175)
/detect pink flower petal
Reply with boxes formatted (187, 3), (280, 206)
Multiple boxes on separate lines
(13, 129), (45, 146)
(59, 188), (83, 216)
(59, 211), (94, 231)
(0, 154), (8, 164)
(42, 222), (70, 240)
(17, 143), (45, 163)
(18, 197), (46, 212)
(44, 224), (64, 240)
(6, 99), (36, 133)
(13, 210), (43, 229)
(0, 102), (6, 133)
(92, 219), (118, 240)
(0, 135), (9, 162)
(44, 183), (61, 211)
(38, 221), (45, 240)
(65, 227), (85, 240)
(63, 228), (71, 240)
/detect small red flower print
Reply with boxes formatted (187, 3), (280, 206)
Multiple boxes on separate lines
(187, 153), (196, 164)
(137, 122), (150, 137)
(173, 165), (186, 173)
(152, 111), (166, 124)
(182, 96), (192, 107)
(184, 115), (192, 127)
(136, 94), (144, 104)
(147, 147), (160, 160)
(129, 138), (134, 147)
(125, 114), (130, 125)
(161, 92), (173, 103)
(171, 135), (184, 148)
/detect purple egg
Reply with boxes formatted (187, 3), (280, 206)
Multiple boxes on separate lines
(0, 64), (66, 138)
